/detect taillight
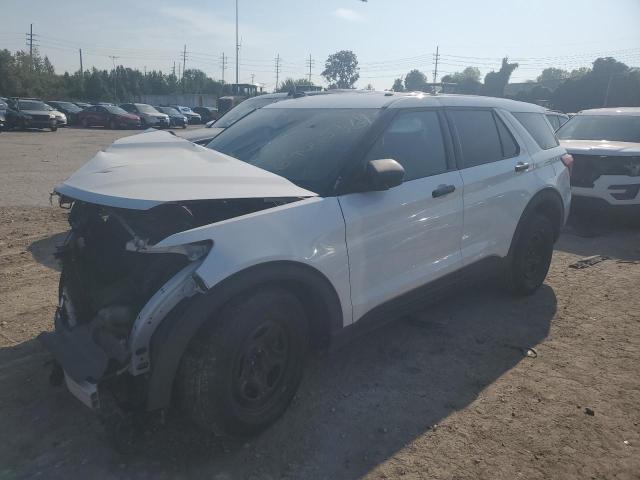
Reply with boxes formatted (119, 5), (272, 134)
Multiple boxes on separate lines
(561, 153), (574, 174)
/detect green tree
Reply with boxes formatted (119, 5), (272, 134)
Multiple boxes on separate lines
(322, 50), (359, 89)
(441, 67), (482, 94)
(391, 78), (404, 91)
(483, 57), (518, 97)
(569, 67), (590, 79)
(404, 69), (427, 91)
(537, 67), (569, 83)
(278, 77), (313, 92)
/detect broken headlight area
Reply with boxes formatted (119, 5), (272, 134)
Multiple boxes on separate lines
(40, 196), (296, 407)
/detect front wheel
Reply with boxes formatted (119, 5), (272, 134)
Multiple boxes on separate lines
(50, 125), (58, 132)
(178, 288), (309, 436)
(505, 213), (554, 296)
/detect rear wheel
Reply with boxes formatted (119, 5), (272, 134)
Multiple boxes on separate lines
(505, 213), (554, 295)
(178, 287), (309, 436)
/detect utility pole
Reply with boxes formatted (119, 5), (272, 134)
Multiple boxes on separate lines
(28, 24), (34, 59)
(432, 45), (440, 84)
(109, 56), (120, 101)
(172, 61), (176, 77)
(235, 0), (239, 91)
(306, 54), (315, 84)
(250, 73), (255, 84)
(182, 44), (187, 83)
(274, 54), (281, 92)
(603, 74), (613, 107)
(26, 24), (37, 69)
(79, 48), (83, 75)
(221, 52), (227, 84)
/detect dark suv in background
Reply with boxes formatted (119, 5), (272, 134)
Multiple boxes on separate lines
(5, 98), (58, 131)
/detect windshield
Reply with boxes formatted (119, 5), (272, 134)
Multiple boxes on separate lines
(105, 106), (129, 115)
(54, 102), (82, 113)
(207, 108), (379, 193)
(158, 107), (180, 115)
(557, 115), (640, 143)
(18, 100), (49, 111)
(136, 104), (160, 114)
(214, 96), (284, 128)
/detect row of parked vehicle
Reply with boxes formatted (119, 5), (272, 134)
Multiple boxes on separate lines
(0, 97), (221, 131)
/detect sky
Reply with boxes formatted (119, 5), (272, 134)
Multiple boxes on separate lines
(1, 0), (639, 91)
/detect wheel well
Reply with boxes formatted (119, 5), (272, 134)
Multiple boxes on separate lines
(508, 188), (565, 258)
(146, 261), (343, 411)
(531, 192), (564, 241)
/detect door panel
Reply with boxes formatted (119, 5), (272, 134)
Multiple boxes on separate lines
(340, 171), (464, 322)
(449, 109), (536, 264)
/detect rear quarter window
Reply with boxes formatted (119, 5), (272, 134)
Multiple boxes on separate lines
(514, 112), (559, 150)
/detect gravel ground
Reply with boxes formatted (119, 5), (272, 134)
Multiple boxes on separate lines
(0, 128), (639, 479)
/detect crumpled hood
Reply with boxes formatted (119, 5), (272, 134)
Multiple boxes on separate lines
(560, 139), (640, 156)
(54, 129), (317, 210)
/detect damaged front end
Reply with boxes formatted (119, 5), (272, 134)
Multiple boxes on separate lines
(39, 195), (291, 412)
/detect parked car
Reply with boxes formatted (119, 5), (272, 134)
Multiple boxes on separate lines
(120, 103), (170, 128)
(75, 102), (92, 110)
(192, 106), (219, 123)
(4, 98), (58, 131)
(44, 103), (68, 127)
(154, 106), (188, 128)
(48, 101), (83, 125)
(557, 107), (640, 214)
(179, 93), (292, 145)
(0, 98), (7, 130)
(42, 92), (570, 439)
(169, 105), (201, 124)
(78, 104), (141, 129)
(545, 110), (569, 131)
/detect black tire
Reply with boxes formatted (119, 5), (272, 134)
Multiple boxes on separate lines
(178, 287), (309, 436)
(182, 124), (187, 129)
(505, 213), (554, 296)
(50, 125), (57, 132)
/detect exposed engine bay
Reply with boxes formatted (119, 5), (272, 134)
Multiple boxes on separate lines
(39, 195), (300, 387)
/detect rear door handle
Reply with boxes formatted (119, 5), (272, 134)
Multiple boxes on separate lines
(515, 162), (530, 172)
(432, 184), (456, 198)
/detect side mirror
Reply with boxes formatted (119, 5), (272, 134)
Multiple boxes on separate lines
(365, 159), (405, 191)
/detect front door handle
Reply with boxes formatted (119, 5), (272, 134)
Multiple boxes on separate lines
(515, 162), (530, 172)
(432, 184), (456, 198)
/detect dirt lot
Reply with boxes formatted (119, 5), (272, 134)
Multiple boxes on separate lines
(1, 128), (639, 480)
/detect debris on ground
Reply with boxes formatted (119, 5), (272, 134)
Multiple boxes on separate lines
(569, 255), (610, 269)
(584, 408), (595, 416)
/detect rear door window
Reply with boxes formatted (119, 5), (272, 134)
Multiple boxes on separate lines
(365, 110), (448, 181)
(514, 112), (559, 150)
(448, 109), (504, 168)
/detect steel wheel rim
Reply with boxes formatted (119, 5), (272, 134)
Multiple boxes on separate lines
(232, 320), (290, 410)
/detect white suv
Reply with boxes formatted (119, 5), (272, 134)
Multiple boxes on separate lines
(557, 107), (640, 214)
(41, 92), (571, 438)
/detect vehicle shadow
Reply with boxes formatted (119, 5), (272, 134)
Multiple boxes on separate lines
(556, 212), (640, 261)
(27, 232), (66, 272)
(128, 284), (556, 479)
